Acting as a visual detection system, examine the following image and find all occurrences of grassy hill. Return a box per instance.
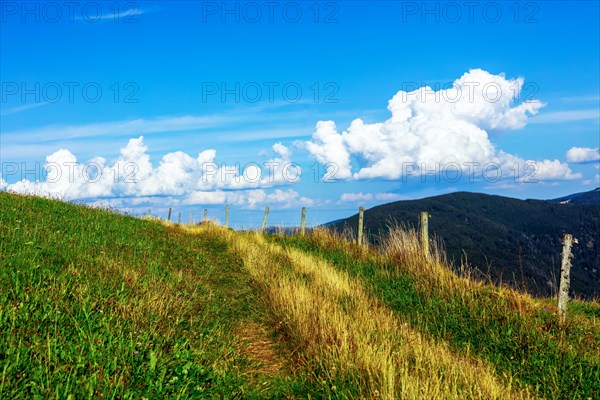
[330,191,600,299]
[1,192,599,398]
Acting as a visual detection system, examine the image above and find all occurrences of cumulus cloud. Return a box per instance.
[303,69,578,182]
[183,188,313,209]
[5,137,309,209]
[302,121,352,179]
[529,159,581,181]
[375,193,408,202]
[183,190,229,205]
[340,192,374,202]
[339,192,407,203]
[566,147,600,163]
[4,149,114,199]
[266,188,314,208]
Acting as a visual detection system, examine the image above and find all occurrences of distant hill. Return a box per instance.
[330,190,600,299]
[552,187,600,205]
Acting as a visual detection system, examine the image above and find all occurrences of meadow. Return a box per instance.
[1,192,598,399]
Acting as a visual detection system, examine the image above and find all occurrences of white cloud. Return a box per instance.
[375,193,408,201]
[2,115,236,144]
[531,159,582,181]
[301,121,352,179]
[0,102,50,116]
[566,147,600,163]
[339,192,407,203]
[304,69,577,182]
[339,192,373,202]
[1,103,346,147]
[233,190,269,208]
[183,191,229,205]
[560,95,600,103]
[183,188,312,209]
[74,5,160,21]
[530,109,600,124]
[272,142,291,159]
[5,136,308,208]
[5,148,114,199]
[264,189,315,209]
[583,174,600,186]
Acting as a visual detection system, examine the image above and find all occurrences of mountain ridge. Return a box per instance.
[551,187,600,205]
[330,188,600,299]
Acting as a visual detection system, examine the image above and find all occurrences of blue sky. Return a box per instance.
[1,1,599,227]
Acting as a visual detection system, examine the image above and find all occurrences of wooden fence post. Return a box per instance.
[558,233,574,324]
[301,207,307,236]
[189,213,193,225]
[147,208,151,216]
[420,211,429,260]
[225,204,229,228]
[178,213,181,224]
[357,206,364,245]
[261,207,270,232]
[167,208,172,222]
[203,209,207,223]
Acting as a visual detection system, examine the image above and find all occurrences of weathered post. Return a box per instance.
[301,207,307,236]
[189,213,193,225]
[357,206,364,246]
[178,213,181,224]
[203,209,208,223]
[147,208,151,216]
[420,211,429,260]
[225,204,229,228]
[167,208,172,222]
[261,207,270,232]
[558,233,574,324]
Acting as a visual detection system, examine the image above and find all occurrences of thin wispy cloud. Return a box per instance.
[0,102,50,116]
[73,5,160,22]
[2,114,239,143]
[2,104,358,146]
[529,109,600,124]
[560,95,600,103]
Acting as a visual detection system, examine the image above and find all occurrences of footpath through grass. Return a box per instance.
[0,193,313,398]
[270,230,600,399]
[195,225,524,399]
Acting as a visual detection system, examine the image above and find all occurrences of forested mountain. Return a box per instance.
[331,190,600,298]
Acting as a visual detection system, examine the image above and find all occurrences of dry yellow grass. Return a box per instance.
[301,226,600,366]
[184,223,531,399]
[310,226,542,315]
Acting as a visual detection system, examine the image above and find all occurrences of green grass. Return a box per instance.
[2,192,600,399]
[0,193,316,398]
[270,234,600,399]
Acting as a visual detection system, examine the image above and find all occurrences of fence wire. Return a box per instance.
[142,205,361,230]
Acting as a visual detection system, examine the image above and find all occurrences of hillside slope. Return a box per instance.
[331,191,600,299]
[552,187,600,205]
[0,193,314,398]
[1,192,599,398]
